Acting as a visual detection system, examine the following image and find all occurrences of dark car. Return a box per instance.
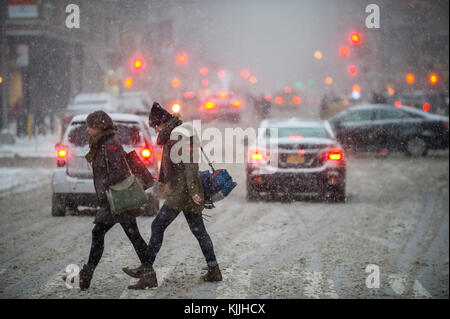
[328,104,449,156]
[246,118,346,202]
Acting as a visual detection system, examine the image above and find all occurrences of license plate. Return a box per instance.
[286,154,305,163]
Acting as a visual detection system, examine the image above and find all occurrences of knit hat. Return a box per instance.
[86,110,117,131]
[148,102,173,128]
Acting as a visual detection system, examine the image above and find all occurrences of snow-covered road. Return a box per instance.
[0,150,448,299]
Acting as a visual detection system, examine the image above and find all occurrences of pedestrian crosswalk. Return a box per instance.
[32,266,434,299]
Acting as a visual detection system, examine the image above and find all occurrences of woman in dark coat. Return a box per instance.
[78,110,150,290]
[123,103,222,290]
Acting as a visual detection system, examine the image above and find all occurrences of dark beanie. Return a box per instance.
[86,110,116,131]
[149,102,173,127]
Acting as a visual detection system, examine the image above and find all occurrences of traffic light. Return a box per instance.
[131,57,146,72]
[314,51,323,60]
[249,76,258,84]
[348,65,358,76]
[171,77,180,88]
[274,96,283,105]
[284,86,291,93]
[217,70,226,78]
[406,73,415,84]
[350,32,361,45]
[429,73,439,85]
[339,46,350,57]
[176,53,188,65]
[124,77,133,88]
[240,69,250,79]
[293,96,302,105]
[325,77,333,85]
[200,67,208,76]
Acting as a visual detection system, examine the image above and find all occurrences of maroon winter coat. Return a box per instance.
[91,132,142,224]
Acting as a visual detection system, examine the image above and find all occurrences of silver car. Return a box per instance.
[51,113,160,216]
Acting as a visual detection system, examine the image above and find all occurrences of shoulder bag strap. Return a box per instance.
[200,146,215,172]
[104,145,133,176]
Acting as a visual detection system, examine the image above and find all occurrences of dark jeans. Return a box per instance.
[146,204,218,267]
[88,219,149,269]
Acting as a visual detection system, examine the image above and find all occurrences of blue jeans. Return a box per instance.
[146,204,218,267]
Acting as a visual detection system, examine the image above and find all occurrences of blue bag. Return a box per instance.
[199,148,237,209]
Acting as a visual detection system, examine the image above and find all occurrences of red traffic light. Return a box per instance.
[217,70,226,78]
[339,46,350,57]
[131,57,146,72]
[350,32,361,45]
[176,53,188,65]
[348,65,358,76]
[240,69,250,79]
[200,67,208,76]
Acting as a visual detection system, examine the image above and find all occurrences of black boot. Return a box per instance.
[79,264,95,290]
[128,265,158,290]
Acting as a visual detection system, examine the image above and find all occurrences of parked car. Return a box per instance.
[52,113,160,217]
[246,118,346,202]
[199,92,244,122]
[328,104,449,156]
[61,92,119,137]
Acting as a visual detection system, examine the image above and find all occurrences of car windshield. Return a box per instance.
[66,123,143,147]
[266,126,329,139]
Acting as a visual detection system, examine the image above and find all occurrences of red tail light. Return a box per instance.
[58,149,68,158]
[328,149,343,161]
[171,103,181,113]
[443,122,449,130]
[250,149,267,161]
[230,100,242,108]
[319,149,343,162]
[204,101,216,109]
[55,144,69,167]
[141,148,151,158]
[250,151,264,160]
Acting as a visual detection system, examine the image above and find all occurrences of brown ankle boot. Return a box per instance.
[122,265,144,279]
[202,264,222,282]
[128,266,158,290]
[79,264,95,290]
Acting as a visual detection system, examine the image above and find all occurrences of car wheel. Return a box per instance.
[406,137,428,157]
[246,181,260,202]
[52,194,66,216]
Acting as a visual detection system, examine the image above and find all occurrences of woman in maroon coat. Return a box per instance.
[77,110,150,290]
